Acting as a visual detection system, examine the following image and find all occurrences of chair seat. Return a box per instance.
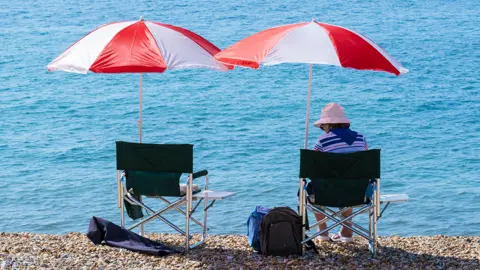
[192,190,236,200]
[145,184,201,198]
[307,194,370,206]
[308,193,409,207]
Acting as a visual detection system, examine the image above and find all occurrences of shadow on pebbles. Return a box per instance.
[1,232,479,269]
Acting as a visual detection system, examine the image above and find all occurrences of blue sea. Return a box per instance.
[0,0,479,237]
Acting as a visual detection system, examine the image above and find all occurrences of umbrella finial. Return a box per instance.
[139,16,144,21]
[311,18,316,22]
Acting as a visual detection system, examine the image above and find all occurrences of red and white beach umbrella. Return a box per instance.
[48,18,230,142]
[215,20,408,148]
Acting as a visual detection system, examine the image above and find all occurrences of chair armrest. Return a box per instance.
[192,170,208,179]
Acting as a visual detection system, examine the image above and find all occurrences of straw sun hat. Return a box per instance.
[313,103,351,128]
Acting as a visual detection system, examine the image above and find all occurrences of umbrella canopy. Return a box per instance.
[215,20,408,148]
[48,18,230,143]
[215,21,407,75]
[48,19,229,73]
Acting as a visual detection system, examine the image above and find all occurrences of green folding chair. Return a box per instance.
[115,141,235,252]
[298,149,408,255]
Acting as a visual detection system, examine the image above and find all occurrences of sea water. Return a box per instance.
[0,0,479,236]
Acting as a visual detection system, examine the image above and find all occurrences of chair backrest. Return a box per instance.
[116,141,193,173]
[116,141,193,197]
[299,149,380,207]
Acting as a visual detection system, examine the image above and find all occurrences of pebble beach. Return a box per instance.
[1,233,479,269]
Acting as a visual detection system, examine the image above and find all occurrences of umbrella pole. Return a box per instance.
[138,73,145,236]
[139,73,143,143]
[304,64,313,149]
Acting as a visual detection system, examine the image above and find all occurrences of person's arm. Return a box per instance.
[363,136,369,150]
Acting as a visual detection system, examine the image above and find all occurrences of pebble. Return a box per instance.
[0,233,479,269]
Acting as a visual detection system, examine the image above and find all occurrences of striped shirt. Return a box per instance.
[313,130,368,153]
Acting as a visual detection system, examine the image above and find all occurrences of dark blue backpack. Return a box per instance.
[247,206,271,252]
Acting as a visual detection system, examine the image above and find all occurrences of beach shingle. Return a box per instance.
[0,232,479,269]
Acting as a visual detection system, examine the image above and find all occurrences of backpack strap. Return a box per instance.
[304,237,319,254]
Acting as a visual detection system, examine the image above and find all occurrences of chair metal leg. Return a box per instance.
[158,197,204,227]
[120,199,125,227]
[309,205,371,235]
[376,178,381,216]
[139,195,144,236]
[299,178,306,255]
[379,202,390,220]
[185,173,192,253]
[186,175,210,250]
[203,175,209,240]
[125,195,188,235]
[369,207,374,253]
[372,182,379,256]
[303,204,372,243]
[117,171,121,208]
[120,173,211,253]
[119,177,125,228]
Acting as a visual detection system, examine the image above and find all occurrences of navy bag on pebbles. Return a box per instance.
[247,206,271,252]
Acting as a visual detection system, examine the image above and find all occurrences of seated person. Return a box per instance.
[311,103,368,243]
